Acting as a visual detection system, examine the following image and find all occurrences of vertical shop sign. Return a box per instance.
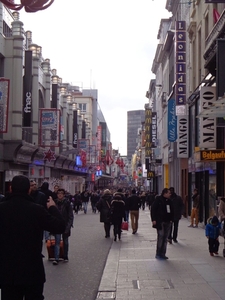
[151,112,157,147]
[145,108,152,156]
[177,115,188,158]
[97,125,102,162]
[39,109,60,147]
[199,86,216,148]
[167,99,177,142]
[0,78,9,133]
[23,50,33,127]
[176,21,186,107]
[72,109,78,148]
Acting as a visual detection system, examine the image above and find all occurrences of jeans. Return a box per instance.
[54,233,69,260]
[156,222,171,257]
[208,238,219,253]
[125,210,129,222]
[168,220,179,241]
[130,210,139,232]
[83,202,88,213]
[1,283,44,300]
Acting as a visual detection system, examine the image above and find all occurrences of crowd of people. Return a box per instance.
[2,176,225,299]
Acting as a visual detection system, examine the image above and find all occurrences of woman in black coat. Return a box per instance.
[110,195,125,241]
[96,189,112,238]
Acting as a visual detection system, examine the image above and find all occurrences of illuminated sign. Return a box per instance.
[200,150,225,161]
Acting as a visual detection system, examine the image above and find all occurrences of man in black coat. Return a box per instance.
[151,188,173,259]
[167,187,184,243]
[0,175,65,300]
[30,179,47,209]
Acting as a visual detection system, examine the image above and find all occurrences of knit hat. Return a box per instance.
[212,216,219,224]
[103,189,111,195]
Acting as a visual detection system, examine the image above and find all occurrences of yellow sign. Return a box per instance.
[147,171,155,180]
[200,150,225,161]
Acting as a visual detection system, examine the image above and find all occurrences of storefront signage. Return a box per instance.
[23,51,32,127]
[177,115,188,158]
[175,21,186,106]
[167,99,177,142]
[152,112,157,147]
[0,78,9,133]
[200,150,225,161]
[145,108,152,156]
[72,110,78,148]
[199,86,216,148]
[147,170,155,180]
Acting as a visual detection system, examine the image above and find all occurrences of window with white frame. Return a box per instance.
[78,103,87,112]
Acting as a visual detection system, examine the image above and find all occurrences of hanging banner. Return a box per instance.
[151,112,157,148]
[72,110,78,148]
[39,109,60,147]
[23,50,33,127]
[145,108,152,156]
[167,99,177,142]
[175,21,186,107]
[177,115,188,158]
[0,78,9,133]
[97,125,102,162]
[199,86,216,148]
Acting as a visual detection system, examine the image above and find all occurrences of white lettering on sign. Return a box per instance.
[24,92,32,113]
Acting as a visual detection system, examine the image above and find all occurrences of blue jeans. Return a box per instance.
[83,202,88,213]
[54,234,69,260]
[125,210,129,222]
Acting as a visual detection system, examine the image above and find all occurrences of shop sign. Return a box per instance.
[199,86,216,148]
[200,150,225,161]
[147,170,155,180]
[167,99,177,142]
[175,21,186,106]
[145,108,152,156]
[177,115,188,158]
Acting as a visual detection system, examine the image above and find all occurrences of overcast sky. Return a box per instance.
[20,0,171,156]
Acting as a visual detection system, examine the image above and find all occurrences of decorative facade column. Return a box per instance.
[29,44,40,145]
[4,16,24,140]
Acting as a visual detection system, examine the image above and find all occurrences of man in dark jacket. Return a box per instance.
[30,180,47,209]
[128,189,141,234]
[151,188,173,259]
[0,175,65,300]
[53,188,74,265]
[167,187,184,243]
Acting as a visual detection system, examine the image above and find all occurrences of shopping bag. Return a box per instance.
[121,221,128,231]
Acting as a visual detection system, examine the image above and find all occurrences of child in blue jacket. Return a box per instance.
[205,216,221,256]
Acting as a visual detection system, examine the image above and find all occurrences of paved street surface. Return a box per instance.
[96,209,225,300]
[43,206,112,300]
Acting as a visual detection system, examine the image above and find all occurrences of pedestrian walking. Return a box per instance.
[128,189,141,234]
[151,188,173,259]
[167,187,183,243]
[30,180,47,209]
[188,188,200,228]
[205,215,220,256]
[0,175,65,300]
[96,189,113,238]
[110,194,125,241]
[52,188,74,265]
[140,191,146,210]
[81,190,89,214]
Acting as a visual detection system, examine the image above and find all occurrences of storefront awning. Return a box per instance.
[197,96,225,118]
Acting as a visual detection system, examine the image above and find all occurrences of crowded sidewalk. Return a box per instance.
[96,209,225,300]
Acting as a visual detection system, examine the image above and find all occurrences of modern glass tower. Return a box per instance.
[127,110,145,160]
